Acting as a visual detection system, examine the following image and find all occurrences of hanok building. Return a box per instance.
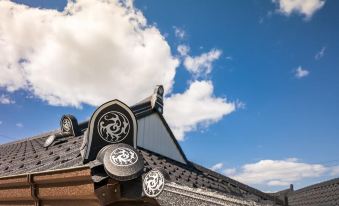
[0,86,337,206]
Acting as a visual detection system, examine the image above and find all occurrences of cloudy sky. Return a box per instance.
[0,0,338,192]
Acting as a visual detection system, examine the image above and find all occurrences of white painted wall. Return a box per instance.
[137,113,186,164]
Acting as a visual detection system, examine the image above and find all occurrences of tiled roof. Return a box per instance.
[0,131,282,205]
[141,148,283,204]
[287,177,339,206]
[0,133,83,176]
[0,91,282,205]
[0,92,167,178]
[1,91,335,205]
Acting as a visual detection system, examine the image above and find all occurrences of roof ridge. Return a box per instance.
[0,130,58,147]
[292,177,339,194]
[0,96,159,146]
[190,162,281,203]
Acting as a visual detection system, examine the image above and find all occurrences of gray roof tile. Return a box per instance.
[0,131,282,205]
[288,178,339,206]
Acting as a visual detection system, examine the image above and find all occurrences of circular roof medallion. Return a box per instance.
[110,147,138,167]
[62,118,72,132]
[102,143,143,181]
[143,169,166,198]
[97,111,130,143]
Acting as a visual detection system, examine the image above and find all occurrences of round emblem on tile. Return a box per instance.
[102,143,144,181]
[143,169,165,198]
[62,118,72,132]
[110,147,138,166]
[97,111,130,143]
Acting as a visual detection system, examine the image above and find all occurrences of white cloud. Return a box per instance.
[0,94,15,104]
[183,49,222,77]
[267,180,290,186]
[177,45,222,77]
[16,123,23,128]
[173,26,186,39]
[0,0,178,107]
[177,44,190,56]
[164,81,236,140]
[235,100,246,110]
[230,158,327,187]
[0,0,237,141]
[223,168,237,176]
[210,163,224,171]
[273,0,326,19]
[225,56,233,61]
[315,46,326,60]
[330,166,339,176]
[295,66,310,78]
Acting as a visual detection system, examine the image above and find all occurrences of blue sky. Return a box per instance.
[0,0,338,192]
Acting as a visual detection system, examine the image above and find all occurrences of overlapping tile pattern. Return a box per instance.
[0,132,280,205]
[288,178,339,206]
[0,133,83,177]
[140,149,281,205]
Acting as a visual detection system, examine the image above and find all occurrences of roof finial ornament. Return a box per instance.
[60,114,80,137]
[44,114,80,148]
[151,85,164,114]
[96,143,144,181]
[82,99,137,163]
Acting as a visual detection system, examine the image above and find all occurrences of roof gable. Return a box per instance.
[137,113,187,164]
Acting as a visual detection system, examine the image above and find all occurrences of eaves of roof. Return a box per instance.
[0,165,160,206]
[0,166,98,205]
